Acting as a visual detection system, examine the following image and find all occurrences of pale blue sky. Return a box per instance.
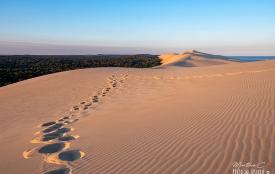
[0,0,275,55]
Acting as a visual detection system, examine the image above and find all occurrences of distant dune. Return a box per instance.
[159,50,238,67]
[0,51,274,174]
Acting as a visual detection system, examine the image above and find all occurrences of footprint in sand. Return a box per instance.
[44,168,71,174]
[64,119,79,125]
[57,127,72,133]
[58,116,71,122]
[42,132,64,141]
[58,150,85,162]
[38,143,66,154]
[92,95,99,103]
[83,102,92,108]
[73,106,79,111]
[43,123,64,133]
[83,106,89,110]
[85,102,92,106]
[58,135,78,141]
[112,81,117,86]
[41,121,56,127]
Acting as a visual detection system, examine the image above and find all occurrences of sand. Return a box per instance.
[159,50,237,67]
[0,53,274,174]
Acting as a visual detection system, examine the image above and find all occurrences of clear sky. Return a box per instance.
[0,0,275,55]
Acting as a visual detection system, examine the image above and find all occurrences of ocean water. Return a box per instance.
[230,56,275,62]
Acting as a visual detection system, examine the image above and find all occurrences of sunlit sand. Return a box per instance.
[0,51,274,173]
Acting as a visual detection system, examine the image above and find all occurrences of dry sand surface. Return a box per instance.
[159,50,237,67]
[0,53,274,174]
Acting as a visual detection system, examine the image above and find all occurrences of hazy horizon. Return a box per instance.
[1,0,275,55]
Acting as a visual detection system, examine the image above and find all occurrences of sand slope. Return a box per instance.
[159,50,237,67]
[0,59,274,173]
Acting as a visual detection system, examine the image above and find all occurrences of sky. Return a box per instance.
[0,0,275,55]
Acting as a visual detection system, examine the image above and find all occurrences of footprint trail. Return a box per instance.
[23,73,128,174]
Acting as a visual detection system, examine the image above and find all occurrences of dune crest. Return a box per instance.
[159,50,237,67]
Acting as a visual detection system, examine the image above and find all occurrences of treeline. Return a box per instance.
[0,55,161,87]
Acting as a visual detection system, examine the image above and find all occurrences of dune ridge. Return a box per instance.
[159,50,237,67]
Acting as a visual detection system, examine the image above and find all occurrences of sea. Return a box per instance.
[230,56,275,62]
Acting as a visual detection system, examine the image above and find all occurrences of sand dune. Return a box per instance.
[159,50,237,67]
[0,56,274,173]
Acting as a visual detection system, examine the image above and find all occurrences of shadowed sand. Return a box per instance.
[58,150,85,161]
[0,52,274,173]
[44,168,70,174]
[38,143,66,154]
